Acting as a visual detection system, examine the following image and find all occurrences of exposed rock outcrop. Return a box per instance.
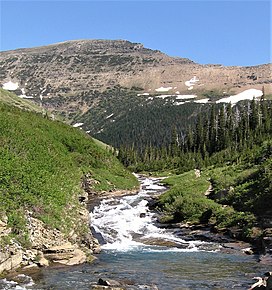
[0,190,97,274]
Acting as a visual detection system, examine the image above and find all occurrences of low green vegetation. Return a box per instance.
[0,88,42,112]
[0,93,138,247]
[158,170,215,223]
[157,141,271,239]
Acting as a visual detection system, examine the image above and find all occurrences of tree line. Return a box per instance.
[118,97,272,172]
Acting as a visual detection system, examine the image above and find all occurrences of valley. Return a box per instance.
[0,39,271,289]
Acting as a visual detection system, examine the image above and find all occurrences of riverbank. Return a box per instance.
[0,183,141,277]
[1,175,270,289]
[148,169,272,265]
[0,100,139,277]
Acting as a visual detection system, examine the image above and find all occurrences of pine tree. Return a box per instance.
[217,105,226,151]
[208,104,217,154]
[249,98,259,131]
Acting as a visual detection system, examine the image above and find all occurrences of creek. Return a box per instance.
[0,175,267,289]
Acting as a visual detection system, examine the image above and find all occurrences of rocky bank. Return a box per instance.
[0,178,101,275]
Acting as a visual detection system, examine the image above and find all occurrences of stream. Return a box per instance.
[0,175,268,289]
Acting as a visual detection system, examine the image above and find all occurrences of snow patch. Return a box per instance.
[173,101,191,106]
[185,76,199,90]
[18,88,33,98]
[154,95,171,99]
[175,91,180,94]
[155,86,172,92]
[106,113,114,119]
[19,95,34,99]
[137,93,150,96]
[216,89,263,104]
[194,98,210,104]
[73,123,84,128]
[176,95,197,100]
[2,81,19,91]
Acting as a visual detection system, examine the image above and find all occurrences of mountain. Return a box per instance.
[1,39,271,148]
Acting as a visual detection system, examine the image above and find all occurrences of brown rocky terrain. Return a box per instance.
[0,39,271,101]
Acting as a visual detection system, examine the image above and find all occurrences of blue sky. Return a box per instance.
[0,1,271,66]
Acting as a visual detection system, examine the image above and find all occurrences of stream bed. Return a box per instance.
[0,176,267,289]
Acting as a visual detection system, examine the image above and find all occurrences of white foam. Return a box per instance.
[0,274,34,289]
[216,89,263,104]
[155,87,172,92]
[90,177,214,253]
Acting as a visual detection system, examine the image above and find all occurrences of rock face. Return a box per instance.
[0,193,97,274]
[0,39,271,114]
[43,243,87,266]
[0,251,23,273]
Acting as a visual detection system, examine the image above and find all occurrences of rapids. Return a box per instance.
[0,175,267,289]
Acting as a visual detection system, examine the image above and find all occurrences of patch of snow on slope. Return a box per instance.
[19,88,34,99]
[73,123,84,128]
[175,91,180,94]
[106,113,114,119]
[176,95,197,100]
[194,98,210,104]
[155,87,172,92]
[2,81,19,91]
[137,93,150,96]
[216,89,263,104]
[185,76,199,90]
[174,101,191,106]
[154,95,171,99]
[19,95,34,99]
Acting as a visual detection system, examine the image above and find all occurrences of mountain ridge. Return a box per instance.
[1,39,271,148]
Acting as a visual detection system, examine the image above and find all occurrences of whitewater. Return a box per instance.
[0,176,267,289]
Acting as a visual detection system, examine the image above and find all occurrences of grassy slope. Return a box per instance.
[0,88,42,113]
[0,94,138,246]
[158,142,272,238]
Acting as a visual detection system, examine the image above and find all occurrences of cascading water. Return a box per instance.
[90,175,215,252]
[1,176,267,290]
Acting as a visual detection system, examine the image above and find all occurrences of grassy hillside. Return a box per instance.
[158,141,272,239]
[0,98,138,247]
[0,88,42,113]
